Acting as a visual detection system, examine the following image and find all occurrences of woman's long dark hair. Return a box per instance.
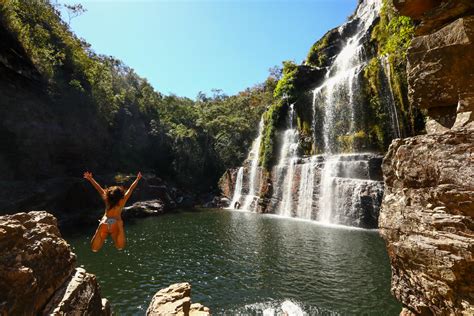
[105,186,125,209]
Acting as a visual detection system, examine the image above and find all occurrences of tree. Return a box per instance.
[64,3,86,24]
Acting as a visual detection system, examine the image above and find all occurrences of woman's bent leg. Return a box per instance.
[91,224,108,252]
[111,222,126,250]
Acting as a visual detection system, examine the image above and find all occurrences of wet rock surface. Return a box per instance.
[146,282,210,316]
[380,130,474,314]
[0,211,110,315]
[123,199,167,218]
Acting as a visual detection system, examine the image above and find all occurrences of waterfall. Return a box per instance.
[228,117,264,211]
[228,0,390,229]
[296,156,316,220]
[312,0,384,226]
[276,104,298,217]
[380,55,402,139]
[229,167,244,209]
[318,156,339,223]
[314,0,382,152]
[317,154,384,226]
[241,118,264,211]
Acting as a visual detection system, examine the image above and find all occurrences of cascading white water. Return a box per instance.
[317,154,384,226]
[228,116,265,211]
[312,0,384,226]
[380,55,402,139]
[241,118,264,211]
[229,0,390,228]
[276,104,299,217]
[314,0,382,152]
[295,156,316,220]
[229,167,244,209]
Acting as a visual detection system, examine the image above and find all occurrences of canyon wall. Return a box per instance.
[380,0,474,314]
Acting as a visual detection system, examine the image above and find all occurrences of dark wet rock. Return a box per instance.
[0,173,190,227]
[122,199,166,218]
[0,211,110,315]
[201,195,230,209]
[146,282,210,316]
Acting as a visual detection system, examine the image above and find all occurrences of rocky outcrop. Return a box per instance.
[43,268,108,316]
[146,282,210,316]
[0,211,110,315]
[123,199,167,218]
[379,130,474,315]
[380,1,474,314]
[407,16,474,130]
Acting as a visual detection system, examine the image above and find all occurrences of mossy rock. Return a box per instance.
[306,28,342,68]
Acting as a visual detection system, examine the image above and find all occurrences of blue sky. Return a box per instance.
[59,0,357,99]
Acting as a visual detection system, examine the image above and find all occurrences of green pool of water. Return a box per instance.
[64,209,401,315]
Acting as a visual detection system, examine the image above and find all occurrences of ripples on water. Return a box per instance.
[64,209,401,315]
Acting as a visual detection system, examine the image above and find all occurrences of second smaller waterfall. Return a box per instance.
[242,118,264,211]
[229,167,244,209]
[276,104,299,217]
[228,117,265,212]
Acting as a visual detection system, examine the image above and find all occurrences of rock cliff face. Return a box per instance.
[380,0,474,314]
[380,131,473,315]
[0,211,111,315]
[407,15,474,133]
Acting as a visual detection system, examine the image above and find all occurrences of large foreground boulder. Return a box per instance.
[146,282,210,316]
[0,211,111,315]
[379,130,474,315]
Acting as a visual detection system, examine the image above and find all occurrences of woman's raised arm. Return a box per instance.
[124,172,142,202]
[83,171,106,200]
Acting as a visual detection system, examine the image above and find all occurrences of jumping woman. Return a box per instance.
[83,171,142,252]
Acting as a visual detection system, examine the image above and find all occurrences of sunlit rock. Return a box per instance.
[0,211,110,315]
[146,282,210,316]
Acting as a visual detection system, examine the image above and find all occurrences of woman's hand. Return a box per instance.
[83,171,93,181]
[137,172,142,180]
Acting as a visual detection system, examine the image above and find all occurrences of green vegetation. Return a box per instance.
[0,0,273,188]
[259,61,317,169]
[306,29,337,67]
[372,2,415,63]
[364,0,425,143]
[337,130,367,153]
